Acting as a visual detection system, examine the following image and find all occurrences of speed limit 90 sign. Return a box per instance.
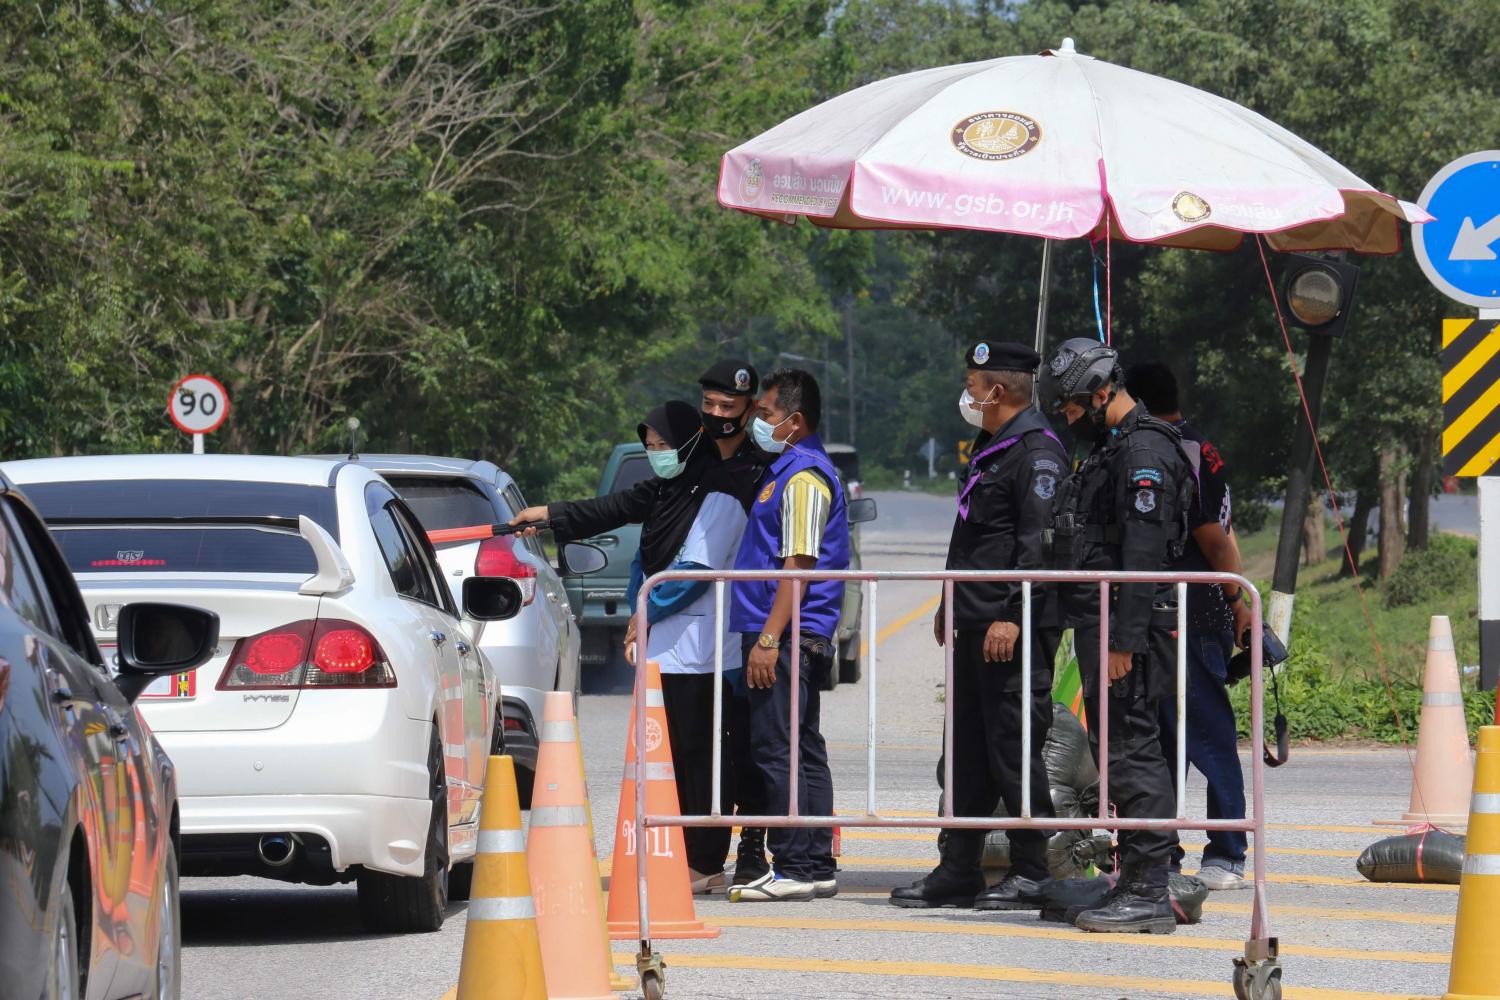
[168,374,230,435]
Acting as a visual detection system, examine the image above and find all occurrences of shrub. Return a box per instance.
[1384,533,1476,609]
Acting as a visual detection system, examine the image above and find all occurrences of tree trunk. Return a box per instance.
[1378,445,1406,579]
[1342,490,1374,577]
[1408,429,1435,551]
[1302,500,1326,566]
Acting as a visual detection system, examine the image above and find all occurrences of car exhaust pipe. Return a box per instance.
[257,833,297,868]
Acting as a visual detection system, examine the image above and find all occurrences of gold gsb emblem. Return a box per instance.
[740,158,764,202]
[758,480,777,504]
[1172,191,1212,223]
[951,112,1041,161]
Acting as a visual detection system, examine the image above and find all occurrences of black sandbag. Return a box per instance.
[1356,830,1465,884]
[1038,873,1206,925]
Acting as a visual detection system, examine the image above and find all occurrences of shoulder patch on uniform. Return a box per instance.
[758,480,776,503]
[1134,489,1156,513]
[1034,473,1057,500]
[1032,457,1061,474]
[1131,467,1162,486]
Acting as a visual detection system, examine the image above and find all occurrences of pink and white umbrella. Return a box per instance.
[718,39,1425,254]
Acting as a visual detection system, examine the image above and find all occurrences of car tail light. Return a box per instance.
[219,619,395,690]
[475,535,536,604]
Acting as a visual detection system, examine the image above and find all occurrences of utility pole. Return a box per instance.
[845,294,857,445]
[1267,332,1335,644]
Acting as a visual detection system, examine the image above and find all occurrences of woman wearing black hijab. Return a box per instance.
[512,400,752,892]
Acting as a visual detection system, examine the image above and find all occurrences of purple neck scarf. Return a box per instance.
[957,428,1064,520]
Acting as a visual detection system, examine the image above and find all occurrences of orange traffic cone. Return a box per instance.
[1375,616,1475,830]
[567,697,637,993]
[1443,726,1500,999]
[454,756,547,1000]
[606,660,720,940]
[528,693,617,1000]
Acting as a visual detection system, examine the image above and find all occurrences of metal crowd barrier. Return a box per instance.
[630,568,1278,997]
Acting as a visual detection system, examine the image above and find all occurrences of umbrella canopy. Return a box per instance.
[718,39,1426,253]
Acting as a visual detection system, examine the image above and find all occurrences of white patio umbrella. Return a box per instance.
[719,39,1424,258]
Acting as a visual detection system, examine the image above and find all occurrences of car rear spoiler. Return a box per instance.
[299,515,355,595]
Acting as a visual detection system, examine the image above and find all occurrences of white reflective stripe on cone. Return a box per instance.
[477,829,526,854]
[529,805,589,828]
[540,720,576,742]
[1472,793,1500,815]
[624,762,675,782]
[1463,854,1500,876]
[1422,692,1465,707]
[467,896,537,921]
[1430,635,1455,651]
[645,689,665,708]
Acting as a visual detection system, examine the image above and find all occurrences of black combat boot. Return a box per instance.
[889,865,985,909]
[731,828,769,887]
[1074,863,1176,934]
[974,867,1053,911]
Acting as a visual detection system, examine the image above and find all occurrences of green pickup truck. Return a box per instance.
[563,442,872,691]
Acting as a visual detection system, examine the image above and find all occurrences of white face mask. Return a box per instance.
[958,386,997,428]
[751,414,793,454]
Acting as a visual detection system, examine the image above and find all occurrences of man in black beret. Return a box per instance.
[891,341,1069,912]
[695,359,777,888]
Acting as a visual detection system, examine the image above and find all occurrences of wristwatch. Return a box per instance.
[757,632,781,650]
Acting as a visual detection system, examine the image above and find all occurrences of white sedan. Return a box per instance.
[4,454,535,933]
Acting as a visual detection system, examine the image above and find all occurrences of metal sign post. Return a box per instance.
[1416,151,1500,696]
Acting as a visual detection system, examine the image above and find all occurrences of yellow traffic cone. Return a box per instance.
[455,756,547,1000]
[1376,616,1475,830]
[1444,726,1500,1000]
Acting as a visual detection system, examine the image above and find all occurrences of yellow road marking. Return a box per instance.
[1207,901,1453,926]
[859,594,941,657]
[708,914,1447,965]
[608,951,1428,999]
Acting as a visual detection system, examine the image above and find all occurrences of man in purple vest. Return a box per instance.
[891,341,1070,911]
[727,368,850,902]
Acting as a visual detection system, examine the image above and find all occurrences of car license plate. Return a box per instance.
[98,645,197,700]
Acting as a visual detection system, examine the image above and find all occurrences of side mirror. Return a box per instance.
[848,497,878,524]
[114,603,220,705]
[463,577,525,621]
[559,541,607,576]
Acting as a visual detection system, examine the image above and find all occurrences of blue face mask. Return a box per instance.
[647,448,686,479]
[751,414,793,454]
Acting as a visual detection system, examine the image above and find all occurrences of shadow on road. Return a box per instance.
[181,884,470,946]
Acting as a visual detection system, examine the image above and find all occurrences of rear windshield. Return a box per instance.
[24,480,337,575]
[610,453,652,493]
[383,476,495,531]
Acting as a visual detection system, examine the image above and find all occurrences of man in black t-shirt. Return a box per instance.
[1126,363,1252,891]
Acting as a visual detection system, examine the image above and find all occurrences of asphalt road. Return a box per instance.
[181,490,1458,999]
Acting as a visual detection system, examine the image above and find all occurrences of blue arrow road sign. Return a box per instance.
[1415,150,1500,309]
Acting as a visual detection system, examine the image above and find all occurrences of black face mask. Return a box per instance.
[702,403,749,440]
[1068,410,1101,444]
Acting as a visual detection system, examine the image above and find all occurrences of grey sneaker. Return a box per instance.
[729,870,817,902]
[1196,864,1248,891]
[813,877,838,898]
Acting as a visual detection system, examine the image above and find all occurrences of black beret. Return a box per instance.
[966,340,1040,373]
[698,359,759,396]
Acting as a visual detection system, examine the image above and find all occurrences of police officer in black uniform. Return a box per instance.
[1038,337,1193,934]
[890,341,1069,911]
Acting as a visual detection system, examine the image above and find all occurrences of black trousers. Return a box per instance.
[1076,624,1179,867]
[745,633,836,882]
[941,626,1059,879]
[727,682,765,818]
[660,672,732,875]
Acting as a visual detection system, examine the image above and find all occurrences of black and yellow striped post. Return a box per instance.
[1443,317,1500,698]
[1443,319,1500,477]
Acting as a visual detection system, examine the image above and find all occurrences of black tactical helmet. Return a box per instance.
[1039,338,1122,414]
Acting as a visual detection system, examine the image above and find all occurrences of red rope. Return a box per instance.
[1254,238,1420,794]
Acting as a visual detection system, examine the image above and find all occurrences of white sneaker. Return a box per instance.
[728,870,817,902]
[813,878,838,898]
[1196,865,1248,891]
[689,868,727,895]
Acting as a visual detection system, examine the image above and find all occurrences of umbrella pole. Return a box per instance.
[1033,238,1055,385]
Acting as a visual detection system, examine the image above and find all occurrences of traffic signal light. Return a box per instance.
[1279,252,1361,338]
